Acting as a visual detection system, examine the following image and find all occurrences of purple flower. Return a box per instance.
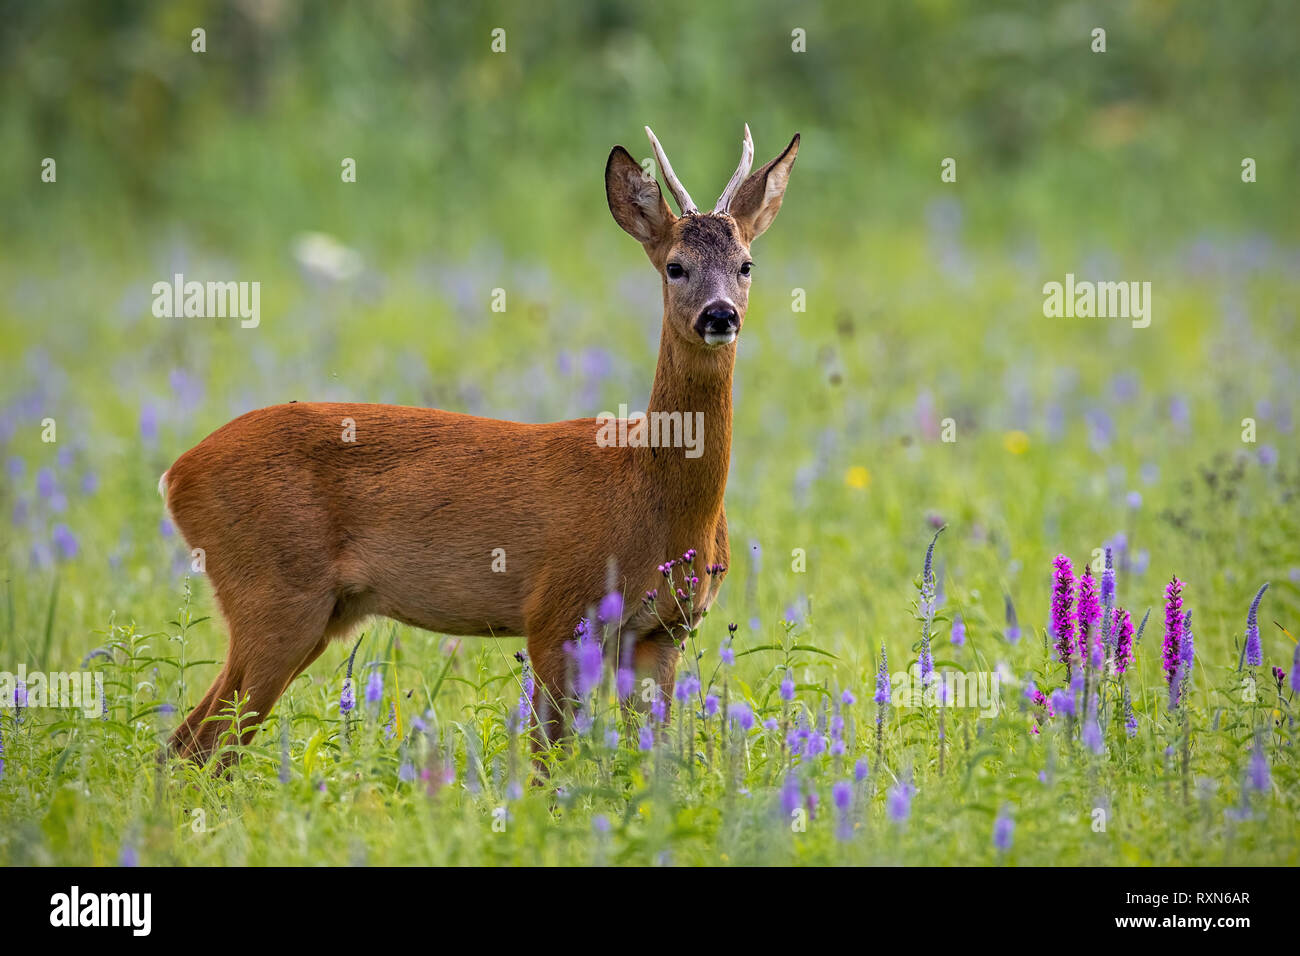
[874,645,890,709]
[1244,582,1268,668]
[1050,687,1075,719]
[993,809,1014,852]
[1248,738,1269,792]
[1113,608,1135,674]
[566,632,604,698]
[719,640,735,666]
[1050,554,1076,667]
[51,523,78,560]
[638,725,654,751]
[728,701,754,731]
[886,780,912,824]
[1293,641,1299,693]
[1126,491,1142,510]
[832,780,852,811]
[139,403,158,443]
[704,694,719,717]
[1076,566,1101,664]
[841,688,856,706]
[598,590,624,625]
[1100,547,1115,606]
[340,680,355,715]
[398,760,416,783]
[36,467,56,499]
[365,669,383,707]
[779,671,795,702]
[950,613,966,646]
[1162,577,1185,686]
[854,759,869,782]
[781,774,801,815]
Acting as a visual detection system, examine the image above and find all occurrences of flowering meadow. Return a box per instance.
[2,2,1299,867]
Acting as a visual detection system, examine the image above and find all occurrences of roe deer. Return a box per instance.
[162,125,799,765]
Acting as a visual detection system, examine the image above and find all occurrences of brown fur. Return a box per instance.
[165,130,798,766]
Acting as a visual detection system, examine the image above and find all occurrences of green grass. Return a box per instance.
[1,221,1297,865]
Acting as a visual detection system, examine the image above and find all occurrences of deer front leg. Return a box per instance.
[618,630,681,744]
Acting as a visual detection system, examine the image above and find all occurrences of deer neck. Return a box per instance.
[643,315,735,530]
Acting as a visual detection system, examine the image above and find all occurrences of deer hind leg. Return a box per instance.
[170,589,335,766]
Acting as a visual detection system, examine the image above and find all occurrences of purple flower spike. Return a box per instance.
[1162,577,1185,686]
[874,645,891,709]
[1113,608,1135,674]
[1076,566,1101,664]
[993,809,1014,852]
[1050,554,1076,666]
[1244,582,1268,668]
[950,613,966,646]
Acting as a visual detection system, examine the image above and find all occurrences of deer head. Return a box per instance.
[605,125,799,351]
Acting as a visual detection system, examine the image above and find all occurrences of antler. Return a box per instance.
[714,123,754,214]
[644,126,697,215]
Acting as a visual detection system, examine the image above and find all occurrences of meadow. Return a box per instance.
[1,0,1298,866]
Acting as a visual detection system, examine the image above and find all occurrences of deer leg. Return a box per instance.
[170,593,334,765]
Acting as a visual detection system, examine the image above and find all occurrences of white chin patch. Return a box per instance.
[703,330,737,347]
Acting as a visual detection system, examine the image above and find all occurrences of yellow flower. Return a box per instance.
[845,465,871,489]
[1003,430,1030,455]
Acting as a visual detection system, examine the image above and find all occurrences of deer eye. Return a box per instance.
[666,263,686,280]
[739,261,753,277]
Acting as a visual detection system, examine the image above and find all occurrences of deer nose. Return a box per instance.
[694,303,740,344]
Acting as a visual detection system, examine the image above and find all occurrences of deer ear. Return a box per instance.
[606,146,675,245]
[728,133,799,243]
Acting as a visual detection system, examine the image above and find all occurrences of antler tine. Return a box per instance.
[645,126,697,215]
[714,123,754,214]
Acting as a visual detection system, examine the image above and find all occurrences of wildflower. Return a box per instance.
[1113,607,1135,674]
[1050,554,1076,667]
[1123,686,1137,738]
[638,725,654,751]
[728,701,755,732]
[841,688,855,706]
[365,669,383,708]
[950,613,966,646]
[1272,667,1285,693]
[598,590,624,625]
[615,666,634,699]
[1248,737,1269,793]
[605,728,619,749]
[832,779,852,811]
[650,697,667,723]
[887,780,912,824]
[398,760,416,783]
[704,694,719,717]
[993,808,1014,852]
[874,645,891,710]
[1162,577,1185,686]
[51,523,78,560]
[780,671,795,702]
[1076,566,1101,664]
[1126,491,1142,509]
[719,639,735,666]
[1050,687,1076,719]
[854,759,869,782]
[1101,547,1116,606]
[781,774,801,815]
[1244,582,1268,668]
